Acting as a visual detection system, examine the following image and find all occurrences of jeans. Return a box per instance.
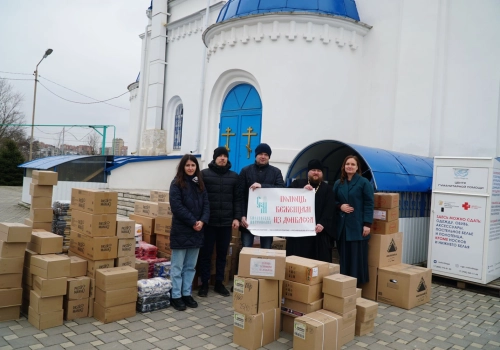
[199,225,232,284]
[241,230,273,249]
[170,248,199,298]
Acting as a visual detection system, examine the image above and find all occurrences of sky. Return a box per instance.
[0,0,151,149]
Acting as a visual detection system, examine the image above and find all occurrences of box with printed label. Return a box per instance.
[157,202,172,217]
[29,208,53,223]
[115,255,135,268]
[69,231,118,260]
[93,301,136,324]
[64,298,89,320]
[360,266,378,300]
[134,201,159,218]
[30,196,53,209]
[368,232,403,268]
[155,216,172,235]
[233,308,280,350]
[232,276,279,315]
[0,257,23,274]
[374,193,399,209]
[371,219,399,235]
[135,259,149,280]
[271,237,286,250]
[71,210,117,237]
[377,264,432,310]
[373,207,399,222]
[150,190,169,202]
[356,298,378,322]
[282,280,322,304]
[29,290,63,313]
[0,223,31,242]
[116,216,135,239]
[95,266,138,291]
[341,308,357,328]
[322,274,357,297]
[28,231,63,254]
[95,286,137,307]
[129,214,154,235]
[1,273,22,288]
[67,250,114,277]
[29,183,53,198]
[67,276,90,300]
[0,287,22,307]
[28,307,63,330]
[0,241,27,258]
[355,319,375,336]
[238,248,286,280]
[323,293,357,315]
[156,234,170,254]
[293,309,342,350]
[281,298,323,317]
[30,254,70,279]
[69,256,87,277]
[33,276,67,297]
[70,188,118,214]
[285,256,330,285]
[117,238,135,257]
[32,170,58,185]
[24,219,52,231]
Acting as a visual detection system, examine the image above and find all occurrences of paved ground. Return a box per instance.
[1,186,499,350]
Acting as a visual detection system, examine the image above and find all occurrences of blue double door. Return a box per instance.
[219,84,262,173]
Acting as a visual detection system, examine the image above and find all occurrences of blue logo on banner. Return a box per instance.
[256,196,267,214]
[453,168,469,178]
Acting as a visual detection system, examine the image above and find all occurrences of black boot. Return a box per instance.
[170,297,186,311]
[182,295,198,308]
[214,281,230,297]
[198,283,209,297]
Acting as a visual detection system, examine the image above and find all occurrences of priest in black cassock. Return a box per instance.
[286,159,336,262]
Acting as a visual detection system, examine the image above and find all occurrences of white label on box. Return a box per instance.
[135,224,142,235]
[234,312,245,329]
[250,258,275,277]
[234,278,245,294]
[294,322,306,340]
[312,267,318,277]
[373,210,387,220]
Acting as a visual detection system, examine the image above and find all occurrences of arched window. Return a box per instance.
[173,104,183,150]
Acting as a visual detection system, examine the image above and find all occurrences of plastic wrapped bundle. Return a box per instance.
[137,277,172,297]
[52,200,71,215]
[135,241,158,259]
[137,300,170,313]
[52,200,72,251]
[154,261,171,278]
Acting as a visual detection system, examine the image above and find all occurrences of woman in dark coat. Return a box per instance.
[333,155,374,284]
[169,154,210,311]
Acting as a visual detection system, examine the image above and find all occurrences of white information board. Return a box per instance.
[434,166,489,194]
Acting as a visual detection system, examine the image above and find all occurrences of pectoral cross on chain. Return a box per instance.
[242,126,258,159]
[221,127,235,151]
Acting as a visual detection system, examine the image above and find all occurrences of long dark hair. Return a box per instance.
[340,155,362,184]
[174,154,205,191]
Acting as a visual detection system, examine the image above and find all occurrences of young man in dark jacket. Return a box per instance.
[198,147,242,297]
[239,143,285,248]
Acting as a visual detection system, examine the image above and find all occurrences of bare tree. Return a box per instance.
[0,80,27,141]
[87,133,101,155]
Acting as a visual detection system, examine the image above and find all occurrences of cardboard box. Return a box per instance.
[95,286,137,307]
[142,233,156,245]
[377,264,432,310]
[64,298,89,320]
[67,276,90,300]
[28,231,63,254]
[0,257,23,274]
[30,196,53,209]
[323,274,357,297]
[68,250,115,277]
[373,207,399,222]
[0,287,22,307]
[374,193,399,209]
[356,288,362,299]
[29,290,63,313]
[232,276,279,315]
[0,305,20,322]
[281,298,323,317]
[71,210,117,237]
[134,200,158,218]
[285,256,330,285]
[116,216,135,239]
[117,239,135,257]
[356,298,378,322]
[328,263,341,275]
[129,214,154,235]
[323,294,356,314]
[233,308,280,350]
[155,216,172,235]
[69,256,87,277]
[24,219,52,231]
[33,276,67,297]
[360,266,378,301]
[70,188,118,214]
[93,301,136,324]
[95,266,138,291]
[355,319,375,336]
[31,254,70,279]
[340,324,355,347]
[150,190,169,202]
[32,170,58,185]
[282,280,322,304]
[238,248,286,280]
[29,183,53,198]
[28,307,63,330]
[157,202,172,217]
[115,256,135,268]
[343,308,357,329]
[29,208,53,223]
[271,237,286,250]
[135,259,149,280]
[0,273,22,288]
[156,234,170,254]
[281,313,296,334]
[0,241,27,258]
[368,232,403,268]
[293,309,342,350]
[0,223,31,242]
[371,219,399,235]
[69,231,118,260]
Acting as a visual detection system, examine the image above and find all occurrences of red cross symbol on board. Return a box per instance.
[462,202,471,210]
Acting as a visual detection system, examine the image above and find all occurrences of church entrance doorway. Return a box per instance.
[219,84,262,173]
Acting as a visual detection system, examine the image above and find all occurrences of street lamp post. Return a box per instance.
[29,48,53,161]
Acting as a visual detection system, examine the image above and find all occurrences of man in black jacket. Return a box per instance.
[239,143,285,249]
[198,147,242,297]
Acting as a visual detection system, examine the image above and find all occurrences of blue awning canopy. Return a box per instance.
[286,140,433,192]
[19,155,93,170]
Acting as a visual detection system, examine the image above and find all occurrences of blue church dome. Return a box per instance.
[216,0,360,23]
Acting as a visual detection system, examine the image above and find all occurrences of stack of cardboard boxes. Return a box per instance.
[154,201,173,260]
[64,256,90,321]
[355,297,378,336]
[25,171,57,232]
[115,216,136,268]
[232,248,285,350]
[0,223,31,322]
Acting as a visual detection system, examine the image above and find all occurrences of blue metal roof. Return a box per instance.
[216,0,361,23]
[19,155,93,170]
